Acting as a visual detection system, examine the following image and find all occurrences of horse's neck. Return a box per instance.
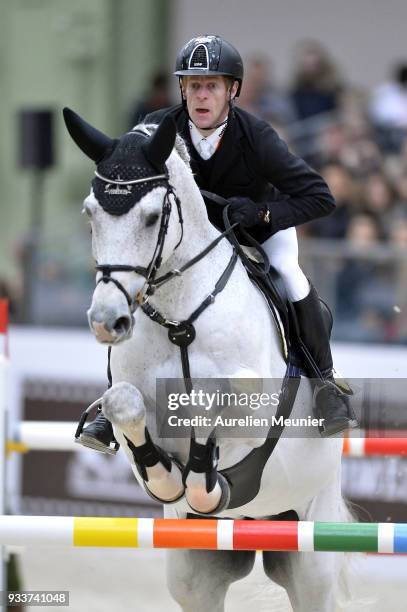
[154,232,233,317]
[150,183,234,317]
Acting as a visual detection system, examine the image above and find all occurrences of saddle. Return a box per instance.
[247,259,333,373]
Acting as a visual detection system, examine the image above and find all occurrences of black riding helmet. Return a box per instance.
[175,35,244,96]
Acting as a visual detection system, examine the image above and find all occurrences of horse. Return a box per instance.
[63,108,352,612]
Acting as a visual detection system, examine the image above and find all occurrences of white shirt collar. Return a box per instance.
[189,119,228,160]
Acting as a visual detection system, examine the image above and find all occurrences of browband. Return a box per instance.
[94,170,168,185]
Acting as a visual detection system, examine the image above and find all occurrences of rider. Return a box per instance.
[79,35,357,451]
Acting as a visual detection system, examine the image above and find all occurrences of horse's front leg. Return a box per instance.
[183,430,230,514]
[183,369,265,515]
[102,382,184,502]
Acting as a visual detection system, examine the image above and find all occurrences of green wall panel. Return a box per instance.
[0,0,168,290]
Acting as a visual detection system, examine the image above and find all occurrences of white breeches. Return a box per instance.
[262,227,310,302]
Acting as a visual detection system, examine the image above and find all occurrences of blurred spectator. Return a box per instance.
[346,212,383,245]
[392,167,407,207]
[360,172,396,234]
[389,216,407,247]
[316,121,348,165]
[342,104,384,177]
[307,163,355,238]
[334,213,396,341]
[129,71,174,127]
[389,217,407,342]
[370,63,407,153]
[341,137,383,178]
[238,55,296,125]
[312,116,383,177]
[290,40,343,120]
[400,136,407,165]
[370,63,407,128]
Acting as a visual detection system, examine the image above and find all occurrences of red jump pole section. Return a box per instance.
[0,300,8,358]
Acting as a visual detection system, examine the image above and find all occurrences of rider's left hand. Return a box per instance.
[227,197,271,227]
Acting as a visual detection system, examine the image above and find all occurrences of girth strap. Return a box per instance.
[219,362,301,509]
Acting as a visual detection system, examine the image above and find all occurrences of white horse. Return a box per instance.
[64,108,352,612]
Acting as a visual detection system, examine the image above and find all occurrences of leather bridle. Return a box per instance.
[94,169,184,311]
[93,169,240,392]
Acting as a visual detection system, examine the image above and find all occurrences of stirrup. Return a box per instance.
[74,398,120,455]
[319,416,358,438]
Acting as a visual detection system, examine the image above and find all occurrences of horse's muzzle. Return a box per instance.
[87,306,134,344]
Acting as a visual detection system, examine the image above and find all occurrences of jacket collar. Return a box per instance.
[179,108,245,189]
[206,109,245,189]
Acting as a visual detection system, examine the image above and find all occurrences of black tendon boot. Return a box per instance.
[292,285,358,437]
[78,407,118,455]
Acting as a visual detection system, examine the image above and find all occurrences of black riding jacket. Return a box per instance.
[144,104,335,243]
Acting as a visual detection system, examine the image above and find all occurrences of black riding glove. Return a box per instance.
[228,196,271,227]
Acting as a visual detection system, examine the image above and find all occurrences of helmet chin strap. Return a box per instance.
[198,115,229,132]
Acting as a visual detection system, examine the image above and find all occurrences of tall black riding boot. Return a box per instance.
[78,407,118,455]
[292,284,358,437]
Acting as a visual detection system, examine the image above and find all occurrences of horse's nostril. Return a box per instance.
[113,316,131,335]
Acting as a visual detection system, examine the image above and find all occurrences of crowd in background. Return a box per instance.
[2,40,406,342]
[129,39,407,343]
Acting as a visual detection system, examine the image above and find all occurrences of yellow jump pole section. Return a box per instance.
[1,517,407,553]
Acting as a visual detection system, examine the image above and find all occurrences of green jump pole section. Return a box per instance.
[314,522,379,552]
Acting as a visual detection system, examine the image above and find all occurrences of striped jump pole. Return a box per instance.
[0,517,407,553]
[7,423,407,456]
[343,434,407,457]
[8,421,82,454]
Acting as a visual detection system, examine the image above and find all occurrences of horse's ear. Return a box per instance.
[142,114,176,170]
[63,107,115,163]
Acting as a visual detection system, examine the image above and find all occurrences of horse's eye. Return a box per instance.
[145,213,160,227]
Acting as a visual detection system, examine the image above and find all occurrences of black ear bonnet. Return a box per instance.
[63,108,177,216]
[92,131,168,216]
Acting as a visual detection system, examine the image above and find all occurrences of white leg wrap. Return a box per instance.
[102,382,184,502]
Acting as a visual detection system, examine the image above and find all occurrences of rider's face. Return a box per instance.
[182,76,238,135]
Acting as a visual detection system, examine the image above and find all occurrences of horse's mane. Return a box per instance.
[133,123,191,167]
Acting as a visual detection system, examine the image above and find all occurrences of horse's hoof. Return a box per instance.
[102,382,145,428]
[142,457,186,505]
[187,473,231,516]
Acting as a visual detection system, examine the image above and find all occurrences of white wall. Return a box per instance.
[172,0,407,89]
